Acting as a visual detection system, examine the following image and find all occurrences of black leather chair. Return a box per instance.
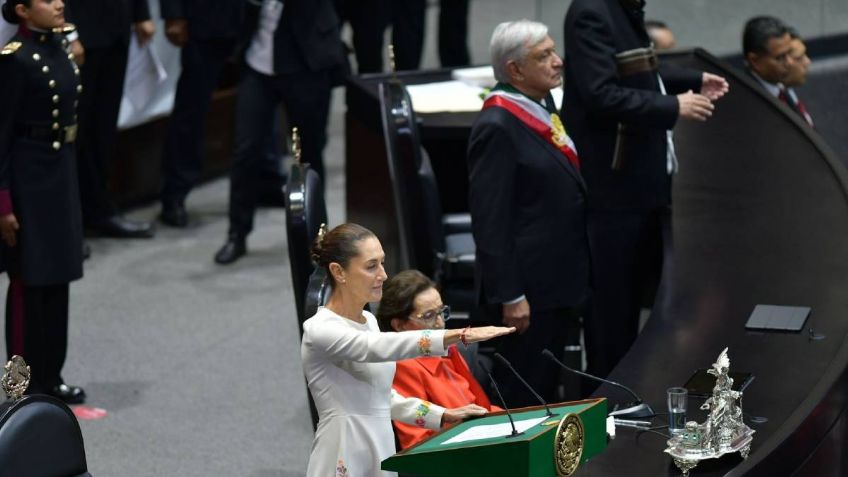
[0,395,90,477]
[378,79,478,324]
[285,161,328,332]
[285,160,327,432]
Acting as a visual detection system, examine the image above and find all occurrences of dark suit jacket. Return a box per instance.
[562,0,701,211]
[240,0,343,74]
[159,0,244,40]
[65,0,151,49]
[467,106,590,312]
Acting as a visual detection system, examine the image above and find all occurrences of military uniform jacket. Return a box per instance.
[0,28,84,285]
[563,0,702,211]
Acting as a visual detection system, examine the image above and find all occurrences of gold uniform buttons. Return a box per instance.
[39,35,47,42]
[49,80,56,88]
[41,65,50,74]
[52,141,61,150]
[68,53,74,60]
[52,123,60,130]
[32,53,41,61]
[76,85,83,93]
[52,94,60,104]
[52,109,59,118]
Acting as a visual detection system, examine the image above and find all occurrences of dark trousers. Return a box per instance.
[228,65,331,237]
[161,37,238,205]
[584,207,670,379]
[76,43,128,224]
[493,307,581,408]
[391,0,470,70]
[339,0,391,74]
[5,280,70,392]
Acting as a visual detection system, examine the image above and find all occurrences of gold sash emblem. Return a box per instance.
[550,113,568,147]
[553,413,584,476]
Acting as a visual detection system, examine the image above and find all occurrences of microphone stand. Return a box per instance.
[493,353,556,417]
[485,370,523,438]
[541,349,655,419]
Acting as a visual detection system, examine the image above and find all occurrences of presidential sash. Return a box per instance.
[482,89,580,171]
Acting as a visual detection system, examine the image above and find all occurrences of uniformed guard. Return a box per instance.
[0,0,86,404]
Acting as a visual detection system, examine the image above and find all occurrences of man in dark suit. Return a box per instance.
[563,0,728,378]
[158,0,245,227]
[213,0,344,264]
[65,0,155,238]
[468,20,590,407]
[743,17,813,127]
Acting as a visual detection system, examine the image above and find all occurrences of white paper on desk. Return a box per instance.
[123,38,168,110]
[441,416,548,445]
[406,81,486,113]
[407,79,564,114]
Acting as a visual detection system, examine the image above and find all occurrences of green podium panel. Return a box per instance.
[382,399,607,477]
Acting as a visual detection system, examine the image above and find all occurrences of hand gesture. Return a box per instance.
[700,72,729,101]
[0,213,19,247]
[462,326,516,344]
[134,20,156,46]
[164,19,188,47]
[442,404,488,426]
[677,90,714,121]
[69,39,85,66]
[502,298,530,334]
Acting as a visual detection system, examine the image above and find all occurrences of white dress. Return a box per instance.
[302,307,448,477]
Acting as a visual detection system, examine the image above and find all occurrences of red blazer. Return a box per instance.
[392,346,502,449]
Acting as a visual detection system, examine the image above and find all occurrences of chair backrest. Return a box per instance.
[378,80,446,278]
[285,162,328,333]
[0,395,90,476]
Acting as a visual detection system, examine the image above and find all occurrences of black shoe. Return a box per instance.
[160,202,189,227]
[214,235,246,265]
[49,383,86,404]
[82,242,91,260]
[90,215,155,239]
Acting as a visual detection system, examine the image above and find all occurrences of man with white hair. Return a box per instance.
[467,19,590,406]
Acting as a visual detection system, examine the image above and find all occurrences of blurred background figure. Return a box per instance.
[1,0,86,404]
[377,270,502,449]
[65,0,156,239]
[157,0,245,227]
[743,16,813,126]
[785,28,811,87]
[645,19,676,50]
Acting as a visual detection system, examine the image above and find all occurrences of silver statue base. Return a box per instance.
[664,348,756,476]
[665,421,755,476]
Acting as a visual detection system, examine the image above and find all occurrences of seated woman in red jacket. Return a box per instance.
[377,270,502,449]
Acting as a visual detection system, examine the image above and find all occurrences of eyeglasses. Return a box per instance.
[410,305,450,324]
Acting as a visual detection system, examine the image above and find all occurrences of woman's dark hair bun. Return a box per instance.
[310,223,376,282]
[2,2,21,24]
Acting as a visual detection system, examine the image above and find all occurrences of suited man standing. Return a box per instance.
[158,0,245,227]
[563,0,728,378]
[213,0,344,264]
[64,0,155,238]
[743,17,813,127]
[468,20,590,407]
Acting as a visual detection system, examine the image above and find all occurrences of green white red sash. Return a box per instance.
[482,89,580,171]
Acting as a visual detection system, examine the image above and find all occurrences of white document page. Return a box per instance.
[124,38,168,110]
[441,416,548,445]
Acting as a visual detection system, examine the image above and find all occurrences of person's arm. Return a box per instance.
[159,0,189,46]
[564,6,678,128]
[392,361,437,448]
[390,389,445,431]
[133,0,155,45]
[0,54,23,246]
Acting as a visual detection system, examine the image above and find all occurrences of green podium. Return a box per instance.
[382,398,608,477]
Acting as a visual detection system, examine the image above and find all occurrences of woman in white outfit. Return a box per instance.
[302,223,515,477]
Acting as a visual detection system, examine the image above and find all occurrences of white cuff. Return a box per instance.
[504,294,526,305]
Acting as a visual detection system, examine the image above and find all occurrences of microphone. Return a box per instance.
[481,364,522,438]
[493,353,556,417]
[541,348,655,419]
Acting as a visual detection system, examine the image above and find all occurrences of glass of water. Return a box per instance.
[667,387,688,435]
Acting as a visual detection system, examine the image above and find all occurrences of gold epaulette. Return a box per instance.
[53,23,76,34]
[0,41,21,56]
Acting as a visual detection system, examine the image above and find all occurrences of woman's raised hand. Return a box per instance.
[464,326,516,344]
